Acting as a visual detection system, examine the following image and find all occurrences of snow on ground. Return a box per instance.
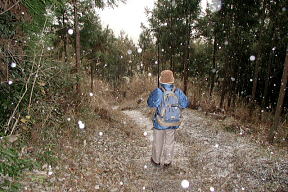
[124,108,288,191]
[20,107,288,191]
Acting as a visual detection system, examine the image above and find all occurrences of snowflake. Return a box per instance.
[78,121,85,129]
[249,55,256,61]
[68,29,73,35]
[11,62,16,68]
[181,180,189,189]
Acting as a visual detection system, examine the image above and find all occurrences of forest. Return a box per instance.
[0,0,288,191]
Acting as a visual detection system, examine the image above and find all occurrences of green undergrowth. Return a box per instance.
[0,142,34,191]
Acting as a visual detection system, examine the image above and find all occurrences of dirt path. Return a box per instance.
[20,107,288,192]
[123,109,288,192]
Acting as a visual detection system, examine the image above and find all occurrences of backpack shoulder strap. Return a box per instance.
[172,86,176,92]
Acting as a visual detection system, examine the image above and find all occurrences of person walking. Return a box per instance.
[147,70,189,167]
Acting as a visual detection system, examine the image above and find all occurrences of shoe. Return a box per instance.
[163,163,171,168]
[150,157,160,167]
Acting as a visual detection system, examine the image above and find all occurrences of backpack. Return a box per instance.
[156,86,182,127]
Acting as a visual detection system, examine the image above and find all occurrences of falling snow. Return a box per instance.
[78,120,85,129]
[249,55,256,61]
[181,180,189,189]
[11,62,16,68]
[68,29,74,35]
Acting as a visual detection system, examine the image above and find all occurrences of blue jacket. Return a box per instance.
[147,83,189,130]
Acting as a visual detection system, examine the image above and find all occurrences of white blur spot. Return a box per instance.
[8,80,13,85]
[211,68,216,73]
[104,64,107,67]
[242,187,245,190]
[99,132,103,136]
[11,62,16,68]
[214,144,219,148]
[209,0,222,12]
[161,48,164,52]
[231,77,235,81]
[78,120,85,129]
[89,92,93,96]
[272,47,276,51]
[127,49,132,55]
[224,40,228,45]
[21,11,25,15]
[68,29,74,35]
[67,117,71,121]
[143,131,147,136]
[249,55,256,61]
[155,61,158,65]
[261,110,264,113]
[250,79,253,82]
[148,73,152,77]
[144,165,147,169]
[48,171,53,176]
[271,151,274,154]
[47,47,51,51]
[143,186,146,190]
[120,55,123,59]
[181,180,189,189]
[282,7,286,12]
[137,48,142,53]
[120,181,123,185]
[210,187,215,192]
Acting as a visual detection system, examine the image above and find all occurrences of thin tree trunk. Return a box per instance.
[219,79,227,109]
[63,10,68,63]
[209,35,217,96]
[183,10,190,95]
[90,63,94,92]
[250,0,267,114]
[262,51,272,108]
[74,0,81,95]
[268,45,288,143]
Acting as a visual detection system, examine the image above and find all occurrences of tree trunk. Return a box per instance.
[209,35,217,96]
[268,45,288,143]
[250,0,267,114]
[74,0,81,95]
[219,79,227,109]
[63,10,68,63]
[183,13,190,95]
[262,51,272,108]
[90,63,94,92]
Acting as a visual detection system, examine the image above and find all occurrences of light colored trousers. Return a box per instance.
[152,128,175,164]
